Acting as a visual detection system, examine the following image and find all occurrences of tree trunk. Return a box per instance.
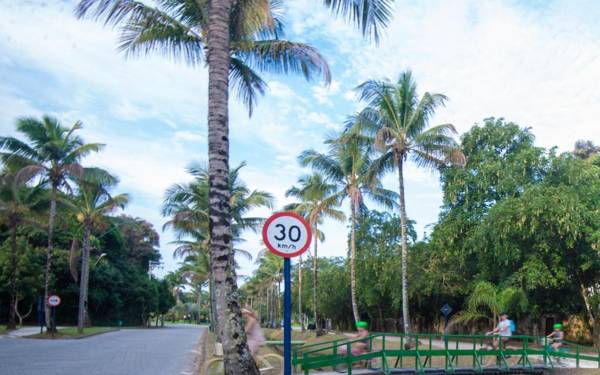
[580,282,598,346]
[77,224,92,334]
[15,299,33,327]
[7,224,18,330]
[44,185,58,332]
[209,262,219,336]
[207,1,257,371]
[298,255,304,331]
[197,285,202,324]
[398,157,411,334]
[313,222,318,330]
[350,199,360,324]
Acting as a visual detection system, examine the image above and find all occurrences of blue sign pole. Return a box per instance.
[284,257,292,375]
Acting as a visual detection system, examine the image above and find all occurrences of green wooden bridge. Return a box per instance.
[292,332,600,374]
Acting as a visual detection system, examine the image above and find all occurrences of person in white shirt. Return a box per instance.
[486,313,511,349]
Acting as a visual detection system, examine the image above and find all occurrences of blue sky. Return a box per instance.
[2,0,600,278]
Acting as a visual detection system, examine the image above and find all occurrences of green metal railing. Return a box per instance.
[292,332,600,374]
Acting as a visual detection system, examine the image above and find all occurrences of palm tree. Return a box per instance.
[352,70,464,334]
[0,116,104,332]
[162,162,273,336]
[179,251,211,323]
[299,134,397,324]
[0,170,45,330]
[77,0,392,371]
[285,173,344,330]
[63,171,128,333]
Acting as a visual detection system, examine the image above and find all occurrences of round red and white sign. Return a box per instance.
[47,295,61,307]
[262,212,312,258]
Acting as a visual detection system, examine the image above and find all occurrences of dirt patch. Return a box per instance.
[184,328,208,375]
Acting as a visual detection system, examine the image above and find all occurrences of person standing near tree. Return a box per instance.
[242,309,265,358]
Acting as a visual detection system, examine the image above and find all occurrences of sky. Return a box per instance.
[1,0,600,279]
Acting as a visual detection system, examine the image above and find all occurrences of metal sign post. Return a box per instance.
[47,294,61,335]
[262,212,312,375]
[441,303,452,347]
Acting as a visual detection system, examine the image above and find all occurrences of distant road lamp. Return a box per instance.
[93,253,107,267]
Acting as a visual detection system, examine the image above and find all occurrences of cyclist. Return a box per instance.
[486,313,511,349]
[340,321,370,355]
[547,323,564,351]
[242,308,265,357]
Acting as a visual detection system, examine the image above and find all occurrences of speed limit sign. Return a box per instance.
[262,211,312,375]
[47,295,61,307]
[262,212,312,258]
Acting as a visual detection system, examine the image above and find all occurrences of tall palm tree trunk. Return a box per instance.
[298,255,303,330]
[7,223,18,330]
[208,258,219,336]
[350,200,360,324]
[77,224,92,333]
[196,286,202,324]
[397,157,410,334]
[44,185,57,332]
[312,223,318,330]
[207,1,257,372]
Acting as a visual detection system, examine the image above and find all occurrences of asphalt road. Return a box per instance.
[0,324,204,375]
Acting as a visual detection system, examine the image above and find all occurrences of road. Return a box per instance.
[0,324,205,375]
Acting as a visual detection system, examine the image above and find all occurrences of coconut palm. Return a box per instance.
[179,251,211,323]
[0,169,46,330]
[76,0,391,370]
[352,70,464,333]
[162,162,273,335]
[0,116,104,331]
[299,133,397,324]
[62,171,128,333]
[285,173,344,330]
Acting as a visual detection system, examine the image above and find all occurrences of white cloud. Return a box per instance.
[312,80,341,105]
[173,130,204,142]
[341,0,600,151]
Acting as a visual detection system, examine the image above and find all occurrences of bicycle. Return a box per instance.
[204,353,284,375]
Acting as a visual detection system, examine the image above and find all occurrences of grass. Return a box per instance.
[0,326,7,335]
[25,326,117,339]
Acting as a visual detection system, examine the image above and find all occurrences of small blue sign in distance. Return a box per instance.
[441,303,452,317]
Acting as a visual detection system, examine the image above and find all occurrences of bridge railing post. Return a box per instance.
[576,343,580,368]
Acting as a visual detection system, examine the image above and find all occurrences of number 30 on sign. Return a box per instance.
[262,212,312,258]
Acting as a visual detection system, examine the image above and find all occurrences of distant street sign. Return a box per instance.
[262,212,312,258]
[47,295,61,307]
[441,303,452,317]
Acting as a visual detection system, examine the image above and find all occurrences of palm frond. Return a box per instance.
[235,40,331,84]
[322,0,393,42]
[230,57,267,116]
[118,13,204,65]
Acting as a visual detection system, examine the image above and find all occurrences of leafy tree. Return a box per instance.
[0,116,103,331]
[285,173,344,330]
[429,118,549,315]
[63,171,128,333]
[299,133,397,324]
[352,70,464,333]
[0,169,46,329]
[452,281,527,330]
[574,140,600,160]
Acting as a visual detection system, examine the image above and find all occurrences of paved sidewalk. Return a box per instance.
[1,326,64,338]
[0,324,205,375]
